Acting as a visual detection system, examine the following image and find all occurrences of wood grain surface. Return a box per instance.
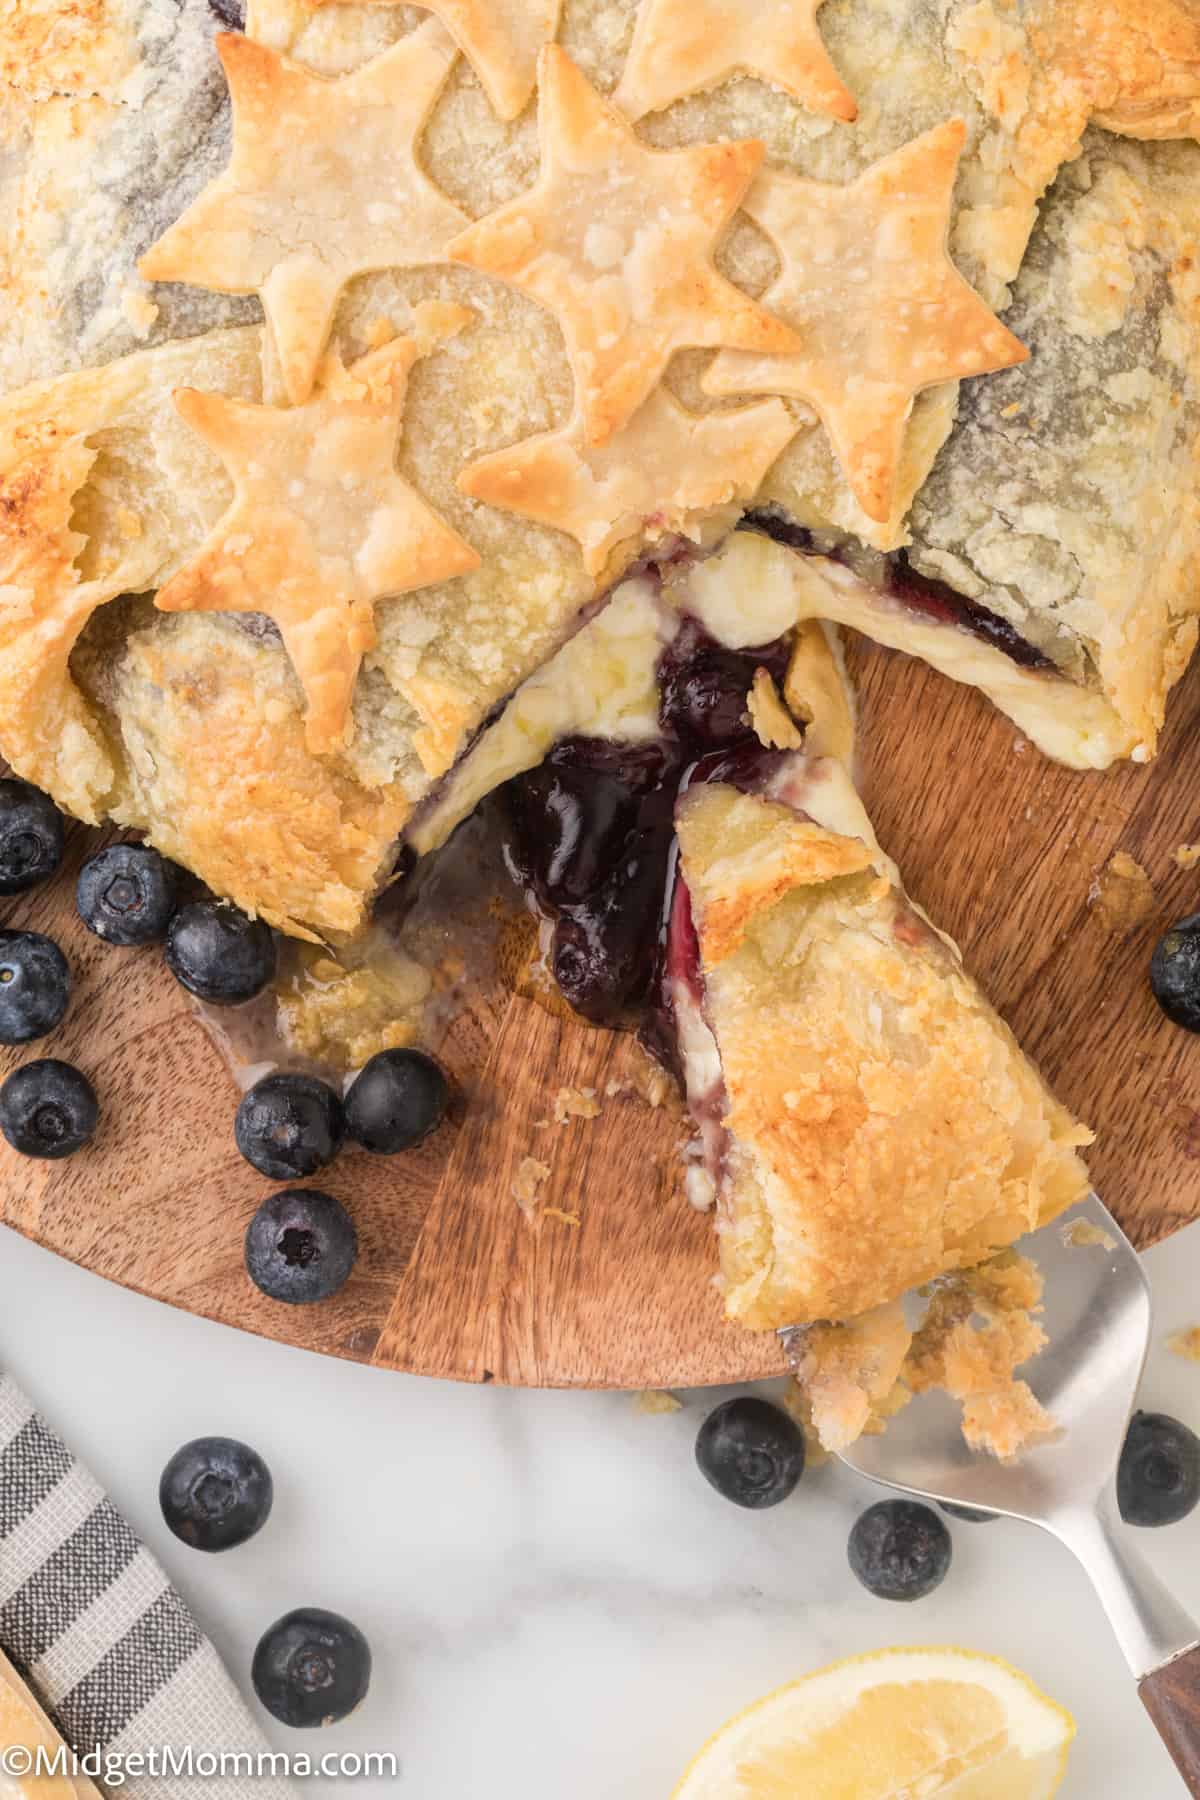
[1141,1644,1200,1795]
[1,631,1199,1388]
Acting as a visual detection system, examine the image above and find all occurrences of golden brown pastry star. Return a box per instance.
[704,120,1028,524]
[304,0,561,120]
[459,387,798,579]
[448,45,801,448]
[156,335,480,756]
[139,22,467,405]
[614,0,856,124]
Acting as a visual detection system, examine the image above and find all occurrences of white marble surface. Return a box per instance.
[4,1222,1200,1797]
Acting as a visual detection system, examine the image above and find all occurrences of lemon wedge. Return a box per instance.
[672,1647,1074,1799]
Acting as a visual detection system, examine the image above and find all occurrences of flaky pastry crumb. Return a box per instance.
[632,1389,682,1415]
[1089,850,1155,934]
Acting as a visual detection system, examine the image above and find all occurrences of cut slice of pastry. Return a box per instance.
[668,653,1092,1331]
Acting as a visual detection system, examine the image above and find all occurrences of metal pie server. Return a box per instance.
[836,1192,1200,1794]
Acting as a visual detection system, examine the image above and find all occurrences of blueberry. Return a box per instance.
[207,0,244,25]
[0,932,70,1044]
[0,780,63,895]
[252,1608,371,1729]
[165,901,277,1006]
[848,1500,952,1601]
[0,1059,98,1159]
[344,1049,448,1154]
[940,1502,996,1524]
[1151,915,1200,1033]
[235,1073,345,1181]
[160,1436,273,1552]
[244,1189,357,1303]
[77,844,178,946]
[1118,1410,1200,1527]
[695,1396,805,1508]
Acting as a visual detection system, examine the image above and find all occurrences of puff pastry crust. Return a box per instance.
[674,768,1091,1328]
[3,0,1200,941]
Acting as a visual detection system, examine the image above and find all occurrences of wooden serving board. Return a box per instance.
[2,635,1200,1388]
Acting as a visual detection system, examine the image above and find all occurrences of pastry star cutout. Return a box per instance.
[156,335,480,756]
[448,46,801,448]
[614,0,856,124]
[139,23,467,405]
[459,388,798,578]
[704,120,1028,524]
[304,0,561,120]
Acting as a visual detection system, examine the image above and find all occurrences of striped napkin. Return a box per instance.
[0,1374,293,1798]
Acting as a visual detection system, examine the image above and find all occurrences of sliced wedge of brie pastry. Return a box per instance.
[0,1651,99,1800]
[668,627,1092,1334]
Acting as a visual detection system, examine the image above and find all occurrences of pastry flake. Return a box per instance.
[706,121,1028,524]
[1032,0,1200,141]
[458,387,798,579]
[448,45,802,448]
[300,0,561,119]
[139,22,467,404]
[157,333,481,756]
[613,0,855,125]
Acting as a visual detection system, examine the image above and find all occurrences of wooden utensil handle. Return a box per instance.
[1141,1646,1200,1793]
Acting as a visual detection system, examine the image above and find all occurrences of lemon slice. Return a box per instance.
[672,1647,1074,1800]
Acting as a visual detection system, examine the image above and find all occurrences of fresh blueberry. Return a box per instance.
[165,901,277,1006]
[244,1189,357,1304]
[0,780,63,895]
[77,844,178,946]
[252,1608,371,1728]
[0,932,70,1044]
[848,1500,952,1601]
[235,1073,345,1181]
[940,1502,997,1524]
[1118,1410,1200,1527]
[207,0,244,25]
[0,1059,98,1159]
[695,1396,805,1508]
[1151,915,1200,1033]
[344,1049,448,1154]
[160,1436,273,1552]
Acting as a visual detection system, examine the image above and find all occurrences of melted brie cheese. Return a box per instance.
[410,577,674,853]
[670,970,726,1212]
[676,532,1139,770]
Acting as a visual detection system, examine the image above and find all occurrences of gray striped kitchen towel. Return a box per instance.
[0,1374,294,1798]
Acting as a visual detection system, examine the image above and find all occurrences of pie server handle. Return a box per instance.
[1060,1503,1200,1793]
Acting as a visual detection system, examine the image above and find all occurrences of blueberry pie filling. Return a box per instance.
[743,512,1056,675]
[497,618,792,1027]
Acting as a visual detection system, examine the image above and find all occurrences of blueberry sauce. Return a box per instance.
[742,511,1055,673]
[639,861,700,1083]
[498,620,792,1028]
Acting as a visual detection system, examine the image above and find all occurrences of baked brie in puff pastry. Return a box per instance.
[4,0,1200,940]
[668,685,1091,1331]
